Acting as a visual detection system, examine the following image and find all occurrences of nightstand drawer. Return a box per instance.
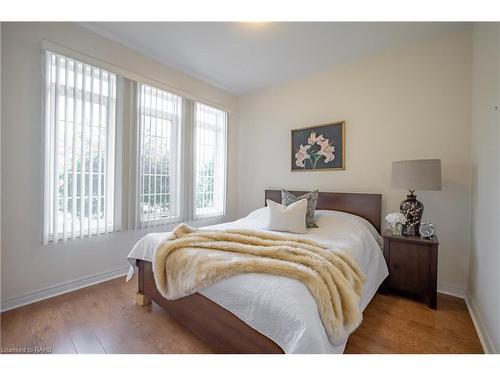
[388,242,430,296]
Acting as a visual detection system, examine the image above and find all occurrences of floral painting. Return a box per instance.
[291,121,345,171]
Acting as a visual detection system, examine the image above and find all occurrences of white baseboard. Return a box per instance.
[465,294,496,354]
[437,282,466,298]
[0,266,130,313]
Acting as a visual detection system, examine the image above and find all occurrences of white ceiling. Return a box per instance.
[81,22,465,95]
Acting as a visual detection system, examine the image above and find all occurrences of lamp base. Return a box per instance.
[400,191,424,236]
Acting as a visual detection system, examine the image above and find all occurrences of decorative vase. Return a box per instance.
[400,191,424,236]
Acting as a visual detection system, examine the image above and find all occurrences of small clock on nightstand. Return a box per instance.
[382,230,439,309]
[419,222,435,238]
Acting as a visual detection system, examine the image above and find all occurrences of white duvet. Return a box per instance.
[126,208,388,354]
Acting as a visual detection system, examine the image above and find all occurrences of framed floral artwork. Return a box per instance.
[291,121,345,171]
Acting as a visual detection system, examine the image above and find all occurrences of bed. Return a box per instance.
[127,190,387,354]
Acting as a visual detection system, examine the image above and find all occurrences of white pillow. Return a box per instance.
[265,198,308,234]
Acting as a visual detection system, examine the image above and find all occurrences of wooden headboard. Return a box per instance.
[265,190,382,233]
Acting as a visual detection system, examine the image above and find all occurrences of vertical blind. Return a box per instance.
[194,102,227,218]
[43,49,229,244]
[43,51,117,243]
[137,83,182,227]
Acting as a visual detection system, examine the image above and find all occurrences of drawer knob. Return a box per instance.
[393,263,400,269]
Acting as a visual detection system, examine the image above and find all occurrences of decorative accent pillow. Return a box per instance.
[265,199,308,234]
[281,190,319,228]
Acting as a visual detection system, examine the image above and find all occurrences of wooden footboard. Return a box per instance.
[137,260,284,354]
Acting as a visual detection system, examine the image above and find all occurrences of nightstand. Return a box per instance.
[382,230,439,309]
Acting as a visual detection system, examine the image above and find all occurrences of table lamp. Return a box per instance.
[391,159,442,236]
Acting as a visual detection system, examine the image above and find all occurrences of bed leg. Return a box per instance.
[136,260,151,305]
[136,292,151,306]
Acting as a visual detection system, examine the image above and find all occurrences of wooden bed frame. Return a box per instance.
[136,190,382,353]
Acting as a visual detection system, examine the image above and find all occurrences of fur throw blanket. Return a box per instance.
[152,223,366,345]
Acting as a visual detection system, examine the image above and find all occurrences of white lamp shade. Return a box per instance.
[391,159,442,191]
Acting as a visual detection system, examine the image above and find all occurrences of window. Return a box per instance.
[137,83,182,226]
[43,51,117,243]
[194,102,227,218]
[42,46,230,243]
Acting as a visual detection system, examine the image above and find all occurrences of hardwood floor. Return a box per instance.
[0,275,483,354]
[344,293,483,354]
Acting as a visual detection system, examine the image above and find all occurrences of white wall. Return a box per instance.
[237,28,473,293]
[0,23,238,307]
[469,23,500,353]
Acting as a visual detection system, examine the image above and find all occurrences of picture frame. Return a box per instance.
[291,121,345,171]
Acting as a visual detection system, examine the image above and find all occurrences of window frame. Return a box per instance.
[136,83,183,228]
[193,102,228,220]
[43,50,119,243]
